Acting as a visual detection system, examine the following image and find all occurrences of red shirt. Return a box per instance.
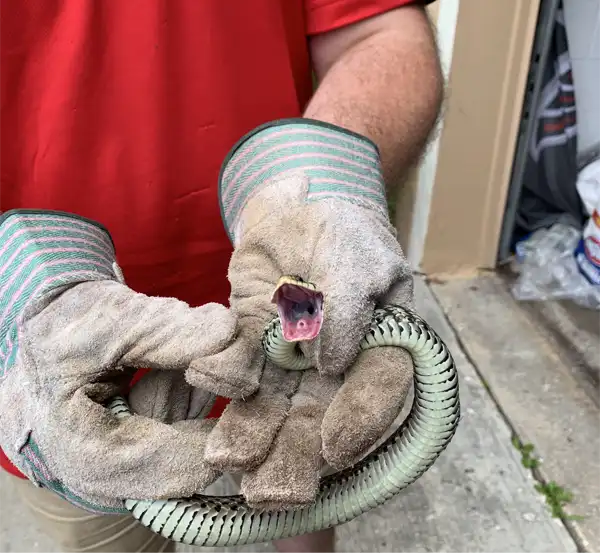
[1,0,429,479]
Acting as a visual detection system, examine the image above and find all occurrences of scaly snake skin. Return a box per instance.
[108,303,460,546]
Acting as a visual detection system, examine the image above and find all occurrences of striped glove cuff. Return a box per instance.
[0,210,118,374]
[218,118,388,241]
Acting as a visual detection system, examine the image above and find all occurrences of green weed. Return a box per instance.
[511,435,584,521]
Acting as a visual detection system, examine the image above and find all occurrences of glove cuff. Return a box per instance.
[0,210,118,371]
[218,118,388,241]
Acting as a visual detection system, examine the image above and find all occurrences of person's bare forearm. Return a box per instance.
[304,6,444,192]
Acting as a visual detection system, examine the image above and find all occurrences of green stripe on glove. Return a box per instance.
[0,210,117,376]
[219,119,388,241]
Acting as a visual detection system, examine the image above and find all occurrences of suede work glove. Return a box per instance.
[190,119,413,508]
[0,210,237,514]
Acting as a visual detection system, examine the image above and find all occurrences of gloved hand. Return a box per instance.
[189,119,414,508]
[0,209,239,513]
[205,361,343,510]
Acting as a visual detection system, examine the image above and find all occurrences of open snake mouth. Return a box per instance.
[271,276,324,342]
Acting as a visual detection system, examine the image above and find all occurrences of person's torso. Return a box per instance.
[1,0,313,307]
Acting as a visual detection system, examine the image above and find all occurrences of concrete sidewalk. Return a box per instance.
[1,275,597,552]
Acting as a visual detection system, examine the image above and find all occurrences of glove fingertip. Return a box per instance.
[198,306,239,352]
[321,422,364,470]
[241,469,319,512]
[186,340,264,399]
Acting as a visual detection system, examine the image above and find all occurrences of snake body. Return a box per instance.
[111,303,460,546]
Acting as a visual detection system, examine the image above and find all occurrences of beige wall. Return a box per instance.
[395,0,541,275]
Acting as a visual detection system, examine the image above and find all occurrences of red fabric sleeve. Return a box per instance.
[304,0,436,36]
[0,448,26,479]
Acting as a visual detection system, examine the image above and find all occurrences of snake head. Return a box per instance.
[271,276,324,342]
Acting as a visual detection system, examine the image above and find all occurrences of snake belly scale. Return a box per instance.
[109,299,460,546]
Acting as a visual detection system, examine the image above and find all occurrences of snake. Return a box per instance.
[109,276,460,547]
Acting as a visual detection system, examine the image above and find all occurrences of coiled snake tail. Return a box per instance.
[109,303,460,546]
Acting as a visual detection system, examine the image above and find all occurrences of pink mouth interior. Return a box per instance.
[273,283,324,342]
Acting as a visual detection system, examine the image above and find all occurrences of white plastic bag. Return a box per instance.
[512,222,600,309]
